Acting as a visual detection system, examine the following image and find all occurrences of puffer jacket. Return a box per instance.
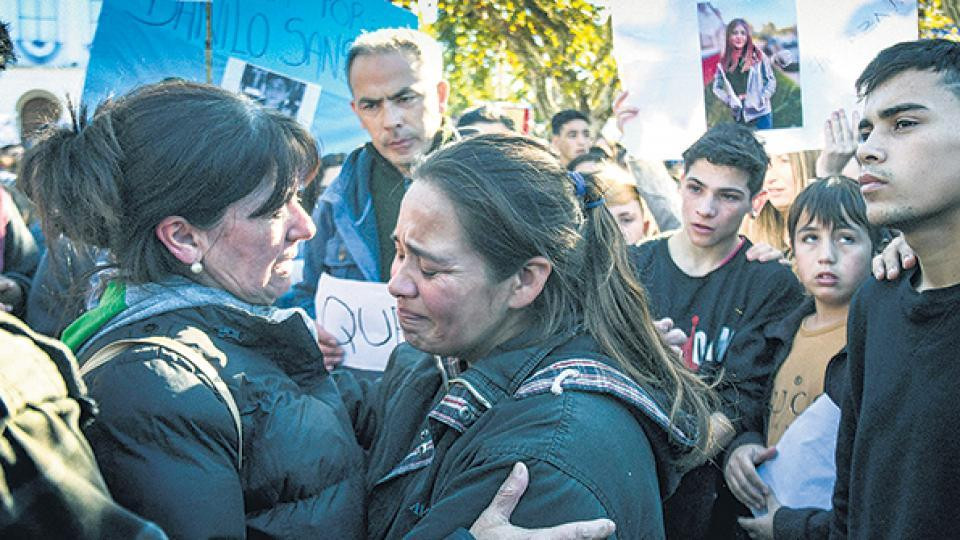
[361,330,699,540]
[76,281,366,538]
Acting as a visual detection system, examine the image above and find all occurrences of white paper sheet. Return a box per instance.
[755,393,841,514]
[315,273,404,371]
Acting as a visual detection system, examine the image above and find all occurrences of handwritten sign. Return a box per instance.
[83,0,416,154]
[611,0,917,159]
[316,273,403,371]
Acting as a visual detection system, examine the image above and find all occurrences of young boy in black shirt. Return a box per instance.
[630,123,803,537]
[829,39,960,539]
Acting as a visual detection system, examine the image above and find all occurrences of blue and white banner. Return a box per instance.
[83,0,416,153]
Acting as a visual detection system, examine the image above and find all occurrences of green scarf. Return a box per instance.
[61,281,128,352]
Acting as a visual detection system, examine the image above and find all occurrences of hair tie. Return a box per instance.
[566,171,605,210]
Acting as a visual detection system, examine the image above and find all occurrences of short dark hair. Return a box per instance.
[681,122,769,195]
[788,176,886,252]
[456,106,515,131]
[566,146,610,171]
[550,109,590,136]
[346,28,443,92]
[19,80,319,285]
[856,39,960,99]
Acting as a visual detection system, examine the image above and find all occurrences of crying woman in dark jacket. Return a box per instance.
[360,135,720,539]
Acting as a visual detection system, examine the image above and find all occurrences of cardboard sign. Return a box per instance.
[611,0,918,159]
[315,273,403,371]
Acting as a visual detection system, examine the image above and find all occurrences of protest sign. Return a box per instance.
[611,0,917,159]
[83,0,416,154]
[315,273,403,372]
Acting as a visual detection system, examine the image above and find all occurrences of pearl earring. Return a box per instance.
[190,260,204,274]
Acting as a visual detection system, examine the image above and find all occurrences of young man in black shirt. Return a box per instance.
[830,39,960,539]
[630,122,803,537]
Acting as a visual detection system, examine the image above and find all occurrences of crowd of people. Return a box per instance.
[2,21,959,540]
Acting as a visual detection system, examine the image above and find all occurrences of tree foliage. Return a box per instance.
[920,0,960,39]
[391,0,619,135]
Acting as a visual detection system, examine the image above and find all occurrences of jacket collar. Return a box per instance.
[76,277,316,359]
[764,296,816,342]
[427,330,579,433]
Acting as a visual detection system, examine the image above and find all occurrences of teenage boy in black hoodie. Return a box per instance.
[629,122,803,537]
[828,38,960,539]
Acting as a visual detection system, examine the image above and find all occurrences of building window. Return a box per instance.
[19,95,61,144]
[16,0,62,64]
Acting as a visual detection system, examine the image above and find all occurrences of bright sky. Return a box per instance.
[704,0,798,30]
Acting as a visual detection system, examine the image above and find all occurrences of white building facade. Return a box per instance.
[0,0,101,145]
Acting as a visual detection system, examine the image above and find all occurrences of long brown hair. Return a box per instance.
[414,134,718,467]
[744,150,819,251]
[721,18,761,73]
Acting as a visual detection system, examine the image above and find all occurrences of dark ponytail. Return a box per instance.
[18,80,318,283]
[20,103,125,250]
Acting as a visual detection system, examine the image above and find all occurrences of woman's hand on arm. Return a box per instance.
[470,462,616,540]
[737,490,782,540]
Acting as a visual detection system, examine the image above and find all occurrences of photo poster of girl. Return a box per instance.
[698,1,802,131]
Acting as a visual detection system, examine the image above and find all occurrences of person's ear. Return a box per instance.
[507,256,553,310]
[155,216,208,266]
[750,189,769,217]
[436,79,450,114]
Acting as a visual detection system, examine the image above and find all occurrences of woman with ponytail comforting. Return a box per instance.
[18,81,369,538]
[361,135,718,539]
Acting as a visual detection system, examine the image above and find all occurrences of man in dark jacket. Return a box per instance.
[282,28,456,369]
[284,28,452,307]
